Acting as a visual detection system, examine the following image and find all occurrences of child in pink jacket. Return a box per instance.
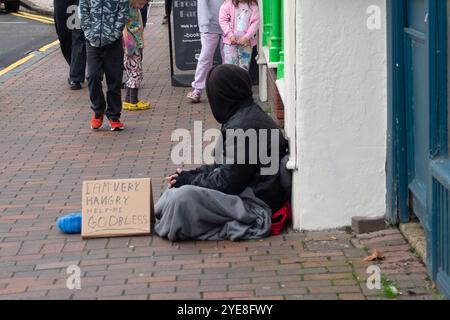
[219,0,260,70]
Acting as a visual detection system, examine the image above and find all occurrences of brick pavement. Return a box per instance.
[0,7,439,300]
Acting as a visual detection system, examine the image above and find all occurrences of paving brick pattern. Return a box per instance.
[0,7,438,300]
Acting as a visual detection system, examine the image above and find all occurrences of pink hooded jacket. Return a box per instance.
[219,0,260,47]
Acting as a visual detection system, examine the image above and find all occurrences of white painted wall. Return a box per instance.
[291,0,388,230]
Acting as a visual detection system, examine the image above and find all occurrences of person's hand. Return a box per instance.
[230,35,237,45]
[165,168,183,188]
[238,36,249,47]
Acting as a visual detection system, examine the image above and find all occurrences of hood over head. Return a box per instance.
[206,64,254,124]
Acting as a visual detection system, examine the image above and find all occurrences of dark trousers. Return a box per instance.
[141,4,149,28]
[54,0,87,82]
[165,0,172,16]
[70,28,87,82]
[86,39,123,121]
[53,0,72,64]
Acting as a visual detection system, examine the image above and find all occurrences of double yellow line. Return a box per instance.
[0,54,35,77]
[0,10,59,77]
[10,11,54,24]
[0,40,59,77]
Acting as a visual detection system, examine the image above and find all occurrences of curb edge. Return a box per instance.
[20,0,53,17]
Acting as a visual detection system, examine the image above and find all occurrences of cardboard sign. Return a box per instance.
[81,178,154,239]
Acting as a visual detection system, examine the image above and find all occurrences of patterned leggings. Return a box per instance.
[124,49,143,89]
[223,44,253,70]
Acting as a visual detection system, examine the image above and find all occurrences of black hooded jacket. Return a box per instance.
[175,65,289,213]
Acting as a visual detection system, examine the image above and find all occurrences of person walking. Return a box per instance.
[186,0,224,103]
[79,0,129,131]
[53,0,87,90]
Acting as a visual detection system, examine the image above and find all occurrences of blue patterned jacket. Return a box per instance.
[79,0,129,47]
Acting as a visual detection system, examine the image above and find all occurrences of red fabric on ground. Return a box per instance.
[271,202,292,236]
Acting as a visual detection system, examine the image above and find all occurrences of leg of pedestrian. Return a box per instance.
[223,44,239,66]
[69,28,87,90]
[123,51,144,111]
[86,43,106,129]
[238,45,253,71]
[188,33,221,103]
[53,0,72,65]
[162,0,172,24]
[102,39,125,130]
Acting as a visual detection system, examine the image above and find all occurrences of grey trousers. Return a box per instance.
[155,186,271,241]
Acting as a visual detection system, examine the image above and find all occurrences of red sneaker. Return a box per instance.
[109,119,124,131]
[91,113,104,130]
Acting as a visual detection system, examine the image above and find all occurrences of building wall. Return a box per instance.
[292,0,388,230]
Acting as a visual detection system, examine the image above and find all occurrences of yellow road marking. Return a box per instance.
[0,11,59,77]
[16,11,54,23]
[0,38,60,77]
[0,54,35,77]
[10,13,53,24]
[10,12,51,24]
[18,12,54,23]
[39,40,60,52]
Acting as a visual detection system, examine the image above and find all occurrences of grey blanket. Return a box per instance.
[154,185,271,241]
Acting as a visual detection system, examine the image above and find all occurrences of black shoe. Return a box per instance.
[69,81,82,90]
[162,16,168,25]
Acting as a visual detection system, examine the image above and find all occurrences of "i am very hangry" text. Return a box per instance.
[84,181,148,231]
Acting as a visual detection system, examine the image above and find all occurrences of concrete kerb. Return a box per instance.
[20,0,53,17]
[0,44,60,85]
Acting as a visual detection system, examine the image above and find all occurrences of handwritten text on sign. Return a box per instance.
[82,178,152,239]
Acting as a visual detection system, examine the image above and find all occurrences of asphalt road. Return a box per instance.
[0,10,56,69]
